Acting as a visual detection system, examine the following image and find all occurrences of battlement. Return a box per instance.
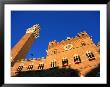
[48,31,90,49]
[48,40,58,48]
[97,42,100,53]
[77,31,89,38]
[97,42,100,47]
[26,24,40,38]
[16,57,46,63]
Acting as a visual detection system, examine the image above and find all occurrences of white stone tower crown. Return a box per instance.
[26,24,40,38]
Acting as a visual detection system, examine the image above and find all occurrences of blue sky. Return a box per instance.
[11,11,100,59]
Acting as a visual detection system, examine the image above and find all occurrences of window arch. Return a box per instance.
[86,51,95,61]
[73,54,81,64]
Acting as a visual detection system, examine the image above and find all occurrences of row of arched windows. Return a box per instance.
[17,64,44,72]
[17,51,95,72]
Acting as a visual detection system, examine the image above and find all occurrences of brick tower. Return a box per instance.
[11,24,40,67]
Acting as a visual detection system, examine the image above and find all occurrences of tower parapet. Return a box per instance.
[26,24,40,38]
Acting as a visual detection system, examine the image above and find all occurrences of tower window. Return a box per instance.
[74,54,81,64]
[86,51,95,61]
[62,58,68,67]
[53,49,57,54]
[51,60,56,68]
[53,51,57,54]
[27,65,33,71]
[38,63,44,70]
[17,66,23,72]
[81,41,86,46]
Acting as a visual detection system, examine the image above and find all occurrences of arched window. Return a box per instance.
[38,62,44,70]
[51,60,56,68]
[86,51,95,61]
[17,66,23,72]
[62,57,68,67]
[27,65,33,71]
[73,54,81,64]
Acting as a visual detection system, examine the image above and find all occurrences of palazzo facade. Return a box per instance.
[11,24,100,77]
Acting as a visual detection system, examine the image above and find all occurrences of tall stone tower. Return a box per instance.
[11,24,40,67]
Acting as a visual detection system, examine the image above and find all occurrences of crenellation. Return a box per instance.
[66,37,71,40]
[97,42,100,53]
[97,42,100,47]
[48,40,58,49]
[48,31,90,51]
[37,58,42,61]
[77,31,89,37]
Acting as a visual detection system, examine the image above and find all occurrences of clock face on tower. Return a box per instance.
[64,44,73,50]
